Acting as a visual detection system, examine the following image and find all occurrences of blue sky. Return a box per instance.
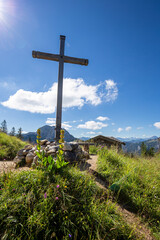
[0,0,160,139]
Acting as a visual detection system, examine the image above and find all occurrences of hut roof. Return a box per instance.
[90,135,125,145]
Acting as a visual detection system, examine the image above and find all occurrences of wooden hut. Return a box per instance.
[90,135,125,151]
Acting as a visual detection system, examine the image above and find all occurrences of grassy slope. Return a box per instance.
[0,132,27,160]
[0,168,138,240]
[97,147,160,239]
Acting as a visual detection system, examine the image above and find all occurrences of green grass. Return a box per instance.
[89,145,98,155]
[0,167,138,240]
[0,132,27,160]
[97,147,160,239]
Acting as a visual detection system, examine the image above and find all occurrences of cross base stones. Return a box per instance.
[14,140,89,168]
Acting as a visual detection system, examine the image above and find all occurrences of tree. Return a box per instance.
[17,127,22,140]
[141,142,155,157]
[141,142,147,156]
[1,120,7,133]
[10,127,16,136]
[146,147,155,157]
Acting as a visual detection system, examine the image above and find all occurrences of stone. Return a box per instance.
[32,155,39,165]
[26,152,35,166]
[13,156,25,168]
[40,139,48,145]
[64,151,76,163]
[50,142,56,146]
[24,145,33,150]
[14,140,90,169]
[63,142,72,151]
[47,150,57,157]
[17,149,25,156]
[69,143,79,151]
[47,146,58,152]
[22,149,30,156]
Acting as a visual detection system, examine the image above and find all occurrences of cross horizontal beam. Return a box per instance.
[32,50,89,66]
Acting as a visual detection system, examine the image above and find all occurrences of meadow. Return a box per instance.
[94,146,160,239]
[0,134,159,239]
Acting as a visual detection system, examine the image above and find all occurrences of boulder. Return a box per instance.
[63,142,72,151]
[64,151,76,163]
[13,156,25,168]
[26,152,35,166]
[17,149,25,156]
[24,145,33,150]
[32,155,39,165]
[69,143,79,151]
[22,149,30,156]
[40,139,48,146]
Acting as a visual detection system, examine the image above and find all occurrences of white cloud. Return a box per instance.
[153,122,160,129]
[117,128,123,133]
[46,118,56,125]
[125,126,132,131]
[87,131,96,135]
[111,123,115,126]
[105,79,118,102]
[137,127,143,130]
[62,123,72,130]
[96,116,110,121]
[1,78,118,114]
[22,131,28,134]
[77,121,108,130]
[46,118,72,130]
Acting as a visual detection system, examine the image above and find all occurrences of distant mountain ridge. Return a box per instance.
[22,125,76,143]
[122,137,160,154]
[118,136,158,143]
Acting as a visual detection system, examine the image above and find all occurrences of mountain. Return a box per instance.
[118,136,158,143]
[22,125,76,143]
[79,137,90,141]
[123,138,160,154]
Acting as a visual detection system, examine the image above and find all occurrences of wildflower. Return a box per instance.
[0,189,2,191]
[69,234,72,238]
[65,216,68,219]
[56,185,60,188]
[44,192,47,199]
[12,188,15,191]
[55,197,59,200]
[64,186,67,188]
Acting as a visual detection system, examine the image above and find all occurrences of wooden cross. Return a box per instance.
[32,35,88,143]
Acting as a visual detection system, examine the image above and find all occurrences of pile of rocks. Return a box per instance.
[13,140,89,168]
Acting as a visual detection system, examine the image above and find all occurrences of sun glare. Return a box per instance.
[0,0,5,20]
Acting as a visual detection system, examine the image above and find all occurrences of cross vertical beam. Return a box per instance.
[32,35,88,144]
[55,35,65,143]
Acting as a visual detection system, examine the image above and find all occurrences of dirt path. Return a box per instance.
[0,161,30,174]
[86,155,155,240]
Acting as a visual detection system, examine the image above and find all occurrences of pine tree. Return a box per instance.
[1,120,7,134]
[17,127,22,140]
[141,142,147,156]
[10,127,16,136]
